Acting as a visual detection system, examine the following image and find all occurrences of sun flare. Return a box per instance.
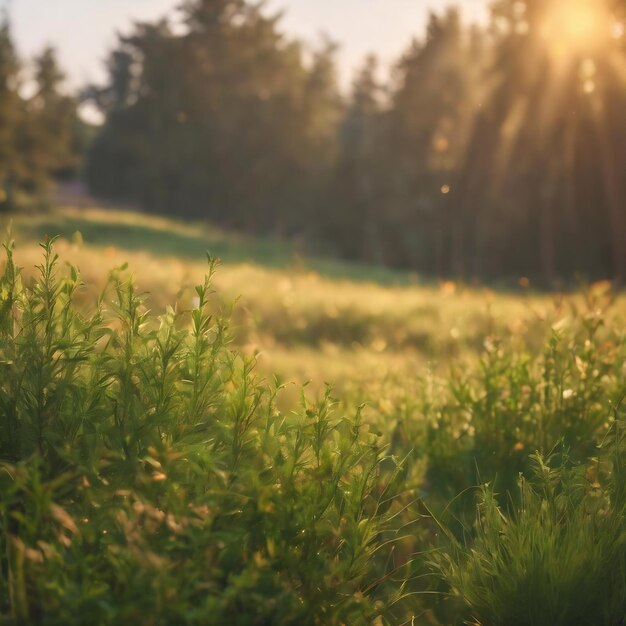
[541,0,611,57]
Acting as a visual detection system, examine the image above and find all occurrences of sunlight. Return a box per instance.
[541,0,611,57]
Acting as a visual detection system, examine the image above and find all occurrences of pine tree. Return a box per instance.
[24,47,80,190]
[327,55,384,261]
[0,18,24,210]
[459,0,626,281]
[86,0,341,234]
[382,9,484,271]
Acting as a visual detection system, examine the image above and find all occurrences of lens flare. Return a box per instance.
[541,0,611,57]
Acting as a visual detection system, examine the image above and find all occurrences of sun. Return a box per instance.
[541,0,611,57]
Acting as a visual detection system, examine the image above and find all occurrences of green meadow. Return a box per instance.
[2,206,626,624]
[4,0,626,620]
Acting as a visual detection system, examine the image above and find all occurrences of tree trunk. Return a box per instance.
[598,115,626,283]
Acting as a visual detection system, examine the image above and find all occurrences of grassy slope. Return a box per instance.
[5,206,626,625]
[3,206,580,402]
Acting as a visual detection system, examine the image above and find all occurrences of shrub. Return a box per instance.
[416,293,625,511]
[0,240,411,625]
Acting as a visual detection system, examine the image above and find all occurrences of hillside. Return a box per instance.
[4,206,567,401]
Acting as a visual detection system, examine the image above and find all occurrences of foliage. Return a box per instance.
[433,445,626,626]
[84,0,626,282]
[3,229,626,624]
[0,23,83,209]
[86,0,340,234]
[421,291,624,506]
[0,240,412,625]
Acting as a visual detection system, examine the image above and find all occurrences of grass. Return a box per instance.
[12,206,415,284]
[433,448,626,626]
[3,206,566,397]
[0,239,412,625]
[2,206,626,624]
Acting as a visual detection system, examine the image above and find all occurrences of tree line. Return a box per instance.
[6,0,626,283]
[0,20,85,210]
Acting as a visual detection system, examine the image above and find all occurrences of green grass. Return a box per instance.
[11,207,415,285]
[3,207,565,399]
[2,207,626,624]
[433,449,626,626]
[0,240,413,625]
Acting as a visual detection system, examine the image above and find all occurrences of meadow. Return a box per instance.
[6,207,562,397]
[2,206,626,625]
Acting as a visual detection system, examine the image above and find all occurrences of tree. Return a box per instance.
[0,18,24,209]
[0,23,83,210]
[87,0,341,235]
[84,0,626,283]
[456,0,626,282]
[380,9,485,271]
[326,55,385,261]
[23,47,81,190]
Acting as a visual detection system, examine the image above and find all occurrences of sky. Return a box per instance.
[9,0,489,92]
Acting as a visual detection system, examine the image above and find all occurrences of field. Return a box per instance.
[6,206,562,394]
[2,206,626,625]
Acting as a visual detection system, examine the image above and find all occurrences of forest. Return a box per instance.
[3,0,626,282]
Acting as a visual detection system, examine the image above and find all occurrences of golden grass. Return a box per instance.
[4,207,620,399]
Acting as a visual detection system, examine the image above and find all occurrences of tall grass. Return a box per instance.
[0,239,412,625]
[433,442,626,625]
[2,236,626,625]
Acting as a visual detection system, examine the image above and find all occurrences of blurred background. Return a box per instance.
[1,0,626,285]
